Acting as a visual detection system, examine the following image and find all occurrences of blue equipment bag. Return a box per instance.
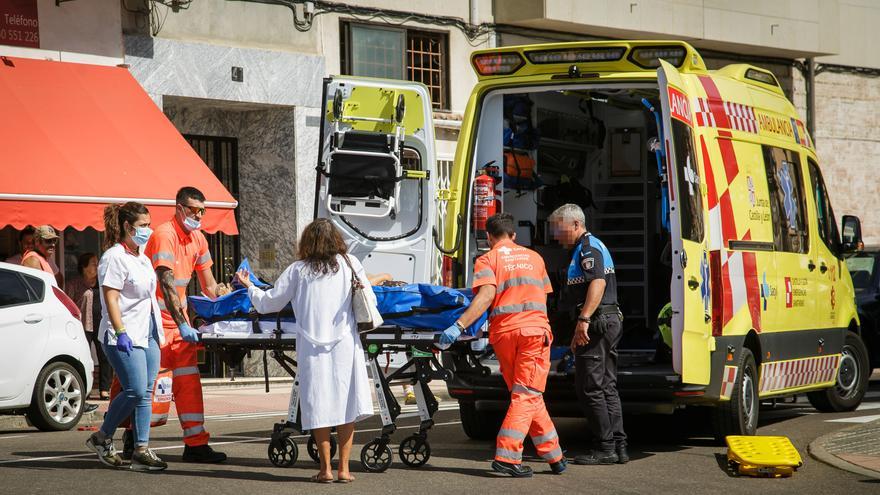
[373,283,487,337]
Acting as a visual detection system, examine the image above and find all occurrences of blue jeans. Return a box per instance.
[101,319,160,446]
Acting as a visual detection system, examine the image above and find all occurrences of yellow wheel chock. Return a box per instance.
[725,435,803,478]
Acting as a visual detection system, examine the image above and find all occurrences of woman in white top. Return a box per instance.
[236,219,373,483]
[85,202,166,472]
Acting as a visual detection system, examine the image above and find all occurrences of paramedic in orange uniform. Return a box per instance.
[437,213,566,478]
[142,187,226,463]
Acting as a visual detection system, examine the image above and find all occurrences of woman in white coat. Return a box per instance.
[235,219,373,483]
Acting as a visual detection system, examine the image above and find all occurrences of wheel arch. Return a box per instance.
[43,355,88,390]
[743,330,762,370]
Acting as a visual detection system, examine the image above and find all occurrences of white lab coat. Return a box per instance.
[247,254,373,430]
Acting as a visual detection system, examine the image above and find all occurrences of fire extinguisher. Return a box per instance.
[473,170,497,232]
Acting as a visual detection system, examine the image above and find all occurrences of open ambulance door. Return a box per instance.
[657,61,713,385]
[314,76,438,284]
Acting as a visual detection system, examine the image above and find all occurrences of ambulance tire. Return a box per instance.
[459,401,503,441]
[712,348,758,442]
[807,332,870,413]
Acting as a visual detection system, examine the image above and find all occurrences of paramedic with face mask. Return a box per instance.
[437,213,566,478]
[135,186,226,463]
[550,203,628,466]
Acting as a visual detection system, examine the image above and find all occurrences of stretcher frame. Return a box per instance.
[199,319,460,473]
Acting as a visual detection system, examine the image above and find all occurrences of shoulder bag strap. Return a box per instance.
[340,254,363,290]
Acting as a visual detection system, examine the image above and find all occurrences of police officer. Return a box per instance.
[549,204,628,465]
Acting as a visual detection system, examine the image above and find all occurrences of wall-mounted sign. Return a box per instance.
[1,0,39,49]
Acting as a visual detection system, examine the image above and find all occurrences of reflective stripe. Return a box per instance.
[158,299,186,310]
[543,276,551,286]
[151,413,168,423]
[151,252,175,263]
[495,448,522,461]
[196,253,212,265]
[174,277,191,287]
[497,428,527,441]
[497,276,549,292]
[183,425,205,437]
[531,430,558,446]
[541,447,563,461]
[474,269,494,280]
[178,413,204,423]
[490,302,547,317]
[511,383,541,396]
[173,366,200,377]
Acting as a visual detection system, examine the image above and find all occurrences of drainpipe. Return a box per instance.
[806,57,816,142]
[469,0,478,26]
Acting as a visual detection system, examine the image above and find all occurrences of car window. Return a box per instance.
[846,254,876,291]
[0,270,34,308]
[762,146,809,253]
[21,274,45,302]
[807,158,841,255]
[671,120,705,243]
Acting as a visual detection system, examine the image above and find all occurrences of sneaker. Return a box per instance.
[574,450,618,465]
[404,392,417,405]
[491,460,533,478]
[130,448,168,471]
[550,458,568,474]
[84,402,99,413]
[182,444,227,463]
[122,429,134,461]
[85,432,124,468]
[616,445,630,464]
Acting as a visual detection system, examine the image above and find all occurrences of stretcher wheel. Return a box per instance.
[307,434,338,463]
[360,439,393,473]
[398,435,431,467]
[268,437,298,467]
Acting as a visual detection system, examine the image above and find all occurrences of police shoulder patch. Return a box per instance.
[581,257,595,271]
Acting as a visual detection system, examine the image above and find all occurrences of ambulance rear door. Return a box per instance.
[658,61,713,385]
[314,76,438,283]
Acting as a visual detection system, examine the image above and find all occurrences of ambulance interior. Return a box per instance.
[469,85,673,366]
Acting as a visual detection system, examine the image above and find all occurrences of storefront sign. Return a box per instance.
[1,0,39,49]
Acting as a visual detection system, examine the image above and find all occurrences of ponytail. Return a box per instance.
[102,202,149,250]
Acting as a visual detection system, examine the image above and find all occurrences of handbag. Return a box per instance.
[341,254,383,332]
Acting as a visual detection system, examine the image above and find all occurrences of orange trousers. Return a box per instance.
[492,327,563,465]
[161,324,210,447]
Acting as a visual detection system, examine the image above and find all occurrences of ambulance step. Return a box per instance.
[725,435,803,478]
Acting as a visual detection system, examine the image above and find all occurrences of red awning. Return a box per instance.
[0,56,238,234]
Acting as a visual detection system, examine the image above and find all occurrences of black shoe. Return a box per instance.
[491,460,533,478]
[182,444,227,463]
[550,458,568,474]
[574,450,618,465]
[84,402,99,413]
[122,429,134,461]
[616,445,629,464]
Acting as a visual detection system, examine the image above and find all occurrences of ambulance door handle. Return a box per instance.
[687,277,699,291]
[819,263,828,274]
[807,261,816,272]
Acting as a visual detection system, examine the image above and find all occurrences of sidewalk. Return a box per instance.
[1,379,453,431]
[809,418,880,480]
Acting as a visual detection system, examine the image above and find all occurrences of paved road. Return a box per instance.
[1,378,879,494]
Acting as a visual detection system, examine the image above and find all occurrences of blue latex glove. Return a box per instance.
[435,324,462,350]
[116,332,133,354]
[178,323,200,343]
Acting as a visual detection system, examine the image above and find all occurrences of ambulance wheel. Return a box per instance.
[268,437,298,467]
[712,348,758,442]
[808,332,870,412]
[398,435,431,467]
[307,434,337,463]
[459,401,503,441]
[360,440,393,473]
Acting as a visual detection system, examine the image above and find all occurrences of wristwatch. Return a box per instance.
[577,316,591,323]
[454,321,466,331]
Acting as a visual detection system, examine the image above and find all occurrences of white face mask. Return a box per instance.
[182,216,201,231]
[132,226,153,246]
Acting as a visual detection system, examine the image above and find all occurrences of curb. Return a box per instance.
[0,410,100,432]
[808,423,880,480]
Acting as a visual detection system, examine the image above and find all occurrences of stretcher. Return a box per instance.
[193,284,487,473]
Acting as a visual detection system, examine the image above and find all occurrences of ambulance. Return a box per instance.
[313,40,870,439]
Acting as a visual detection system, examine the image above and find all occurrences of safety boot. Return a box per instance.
[491,460,533,478]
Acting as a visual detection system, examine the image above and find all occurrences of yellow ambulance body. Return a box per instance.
[314,40,869,438]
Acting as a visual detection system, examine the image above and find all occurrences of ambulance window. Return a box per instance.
[671,120,704,242]
[808,159,841,254]
[762,146,809,253]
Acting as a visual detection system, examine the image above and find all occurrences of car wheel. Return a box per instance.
[27,362,86,431]
[808,332,870,412]
[712,348,759,442]
[459,400,503,441]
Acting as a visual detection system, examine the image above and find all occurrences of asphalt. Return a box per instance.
[1,378,879,494]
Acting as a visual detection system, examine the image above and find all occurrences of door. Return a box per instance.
[658,61,713,385]
[807,157,843,330]
[315,76,437,284]
[0,269,48,400]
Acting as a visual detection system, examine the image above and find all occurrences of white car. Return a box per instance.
[0,262,94,431]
